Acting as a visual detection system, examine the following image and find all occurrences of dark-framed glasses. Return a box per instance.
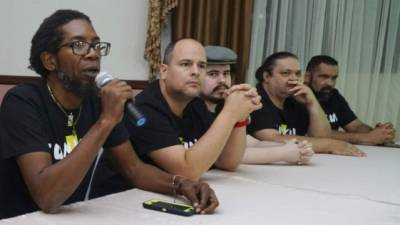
[59,41,111,56]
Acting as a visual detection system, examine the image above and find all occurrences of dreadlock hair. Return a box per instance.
[29,9,91,77]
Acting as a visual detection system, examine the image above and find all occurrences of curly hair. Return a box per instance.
[29,9,91,77]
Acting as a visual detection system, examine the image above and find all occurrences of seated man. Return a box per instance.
[247,52,365,156]
[201,45,313,164]
[305,55,395,145]
[125,39,262,180]
[0,10,217,219]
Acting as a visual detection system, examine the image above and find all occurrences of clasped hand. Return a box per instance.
[223,84,262,121]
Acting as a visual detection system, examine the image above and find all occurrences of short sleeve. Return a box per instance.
[0,89,49,159]
[293,104,310,135]
[247,104,277,134]
[336,94,357,127]
[103,120,130,149]
[125,105,181,156]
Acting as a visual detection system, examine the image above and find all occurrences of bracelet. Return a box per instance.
[234,118,250,128]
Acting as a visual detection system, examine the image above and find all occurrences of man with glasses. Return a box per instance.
[0,9,218,219]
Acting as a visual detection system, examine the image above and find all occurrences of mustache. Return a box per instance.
[212,84,230,93]
[56,70,97,97]
[319,86,334,93]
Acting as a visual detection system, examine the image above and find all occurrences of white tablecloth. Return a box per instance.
[2,145,399,225]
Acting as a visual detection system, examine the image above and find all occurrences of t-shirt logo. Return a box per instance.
[179,136,198,150]
[50,142,73,160]
[50,135,80,160]
[278,124,296,135]
[327,113,338,123]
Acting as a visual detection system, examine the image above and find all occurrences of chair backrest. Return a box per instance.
[0,84,15,106]
[0,75,147,106]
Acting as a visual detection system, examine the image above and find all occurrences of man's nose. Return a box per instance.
[289,72,299,81]
[190,65,201,76]
[325,78,335,87]
[218,74,226,83]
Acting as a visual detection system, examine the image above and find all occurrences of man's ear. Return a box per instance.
[40,51,57,72]
[262,71,270,83]
[159,63,168,80]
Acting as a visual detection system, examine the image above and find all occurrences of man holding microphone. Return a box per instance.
[0,9,218,219]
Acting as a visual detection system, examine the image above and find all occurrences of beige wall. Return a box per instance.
[0,0,149,80]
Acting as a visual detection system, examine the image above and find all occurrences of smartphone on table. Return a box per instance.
[143,199,195,217]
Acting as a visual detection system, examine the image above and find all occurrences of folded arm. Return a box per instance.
[252,129,365,157]
[149,111,239,181]
[243,136,313,164]
[331,119,395,144]
[149,88,261,180]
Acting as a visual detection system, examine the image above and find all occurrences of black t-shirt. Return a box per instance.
[247,84,310,136]
[0,80,131,219]
[125,81,214,164]
[319,89,357,130]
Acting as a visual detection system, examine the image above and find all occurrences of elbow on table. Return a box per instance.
[34,194,62,214]
[41,206,59,214]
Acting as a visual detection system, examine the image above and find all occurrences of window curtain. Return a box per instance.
[170,0,253,84]
[144,0,179,81]
[248,0,400,140]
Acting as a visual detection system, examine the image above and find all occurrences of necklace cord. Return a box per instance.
[46,82,82,133]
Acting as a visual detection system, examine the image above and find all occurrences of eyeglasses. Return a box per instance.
[58,41,111,56]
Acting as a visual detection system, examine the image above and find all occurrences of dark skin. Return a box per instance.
[16,19,218,214]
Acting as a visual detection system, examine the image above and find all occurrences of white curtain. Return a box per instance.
[248,0,400,140]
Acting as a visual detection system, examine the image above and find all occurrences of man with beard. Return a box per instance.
[0,10,218,219]
[305,55,395,145]
[125,39,262,181]
[201,46,314,164]
[248,52,366,156]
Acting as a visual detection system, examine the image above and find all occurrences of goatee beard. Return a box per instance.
[315,87,336,103]
[201,94,224,104]
[202,84,229,104]
[57,71,98,97]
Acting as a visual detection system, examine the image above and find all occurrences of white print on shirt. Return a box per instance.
[181,138,198,150]
[327,113,338,123]
[278,124,296,135]
[49,142,73,160]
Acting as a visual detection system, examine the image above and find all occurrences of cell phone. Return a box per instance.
[142,199,195,217]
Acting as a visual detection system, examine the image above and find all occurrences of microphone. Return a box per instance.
[95,71,146,127]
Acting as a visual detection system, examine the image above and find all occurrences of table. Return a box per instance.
[1,145,399,225]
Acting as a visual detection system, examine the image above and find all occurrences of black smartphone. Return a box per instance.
[142,199,195,217]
